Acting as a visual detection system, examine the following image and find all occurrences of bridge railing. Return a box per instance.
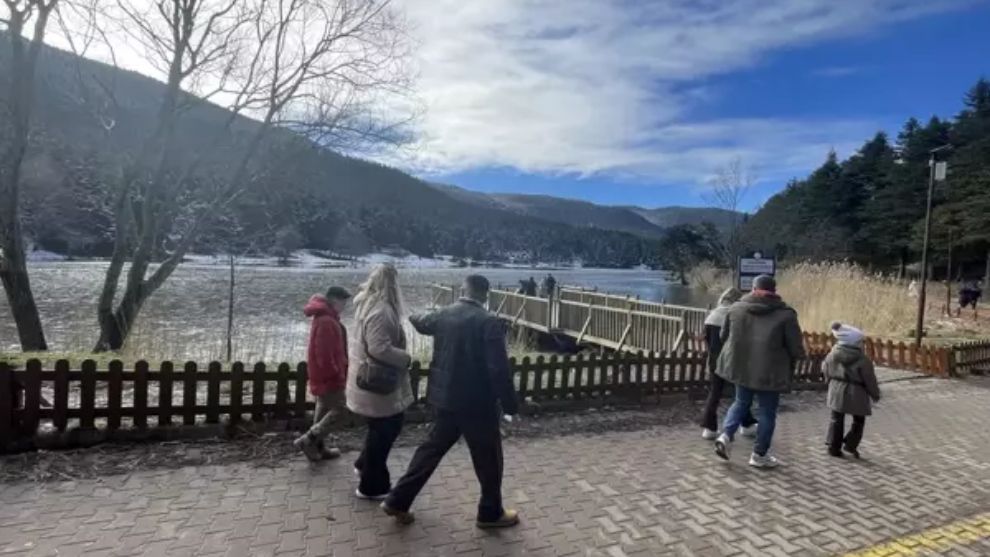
[557,299,685,353]
[558,288,708,336]
[489,290,551,330]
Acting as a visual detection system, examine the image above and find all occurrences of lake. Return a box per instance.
[0,262,713,362]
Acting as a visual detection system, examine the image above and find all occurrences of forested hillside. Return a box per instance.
[1,34,696,268]
[743,79,990,281]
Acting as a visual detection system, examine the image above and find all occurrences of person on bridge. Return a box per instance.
[824,322,880,459]
[714,274,806,468]
[700,287,758,441]
[383,274,520,528]
[294,286,352,461]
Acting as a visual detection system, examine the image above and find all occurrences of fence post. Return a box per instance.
[22,359,42,439]
[183,362,198,426]
[206,362,222,424]
[294,362,308,419]
[230,362,244,425]
[80,360,97,431]
[251,363,265,422]
[53,360,69,432]
[0,362,13,451]
[159,361,175,427]
[107,360,123,432]
[275,363,290,420]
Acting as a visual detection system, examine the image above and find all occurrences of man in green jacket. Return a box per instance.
[714,275,806,468]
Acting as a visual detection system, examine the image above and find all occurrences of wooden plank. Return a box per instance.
[53,360,69,432]
[294,362,308,419]
[79,360,97,430]
[206,361,222,424]
[183,362,198,426]
[159,361,174,427]
[21,359,42,437]
[107,360,123,431]
[546,355,558,400]
[229,362,244,424]
[134,360,149,429]
[515,357,528,403]
[252,363,265,422]
[275,363,290,419]
[531,356,543,401]
[134,361,149,429]
[0,362,13,449]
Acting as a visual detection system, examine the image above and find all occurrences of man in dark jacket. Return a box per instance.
[714,275,805,469]
[383,275,520,528]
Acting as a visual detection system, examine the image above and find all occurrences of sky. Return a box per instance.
[396,0,990,210]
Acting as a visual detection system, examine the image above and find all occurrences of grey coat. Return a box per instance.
[715,293,806,392]
[345,305,414,418]
[824,345,880,416]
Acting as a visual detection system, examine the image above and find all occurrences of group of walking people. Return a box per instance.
[700,274,882,466]
[294,264,520,528]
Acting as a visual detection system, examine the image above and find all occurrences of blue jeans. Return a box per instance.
[722,385,780,456]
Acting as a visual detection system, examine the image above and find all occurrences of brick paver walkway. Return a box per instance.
[3,374,990,556]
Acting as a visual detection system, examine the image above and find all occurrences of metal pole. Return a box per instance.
[915,154,936,347]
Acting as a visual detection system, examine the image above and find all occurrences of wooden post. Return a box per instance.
[206,361,222,424]
[22,359,41,438]
[107,360,123,431]
[229,362,244,425]
[275,363,291,420]
[53,360,69,432]
[159,361,174,427]
[576,302,594,344]
[294,362,308,420]
[251,362,265,422]
[80,360,97,431]
[0,363,12,450]
[183,362,197,426]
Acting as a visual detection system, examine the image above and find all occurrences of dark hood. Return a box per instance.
[831,344,863,364]
[737,293,789,315]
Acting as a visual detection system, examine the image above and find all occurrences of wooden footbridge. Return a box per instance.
[430,284,709,354]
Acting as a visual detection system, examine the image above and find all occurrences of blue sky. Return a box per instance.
[398,0,990,211]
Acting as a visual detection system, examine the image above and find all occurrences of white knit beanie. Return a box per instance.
[830,321,864,347]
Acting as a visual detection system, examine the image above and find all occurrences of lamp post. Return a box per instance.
[914,145,952,347]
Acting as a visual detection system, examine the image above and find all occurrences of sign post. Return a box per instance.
[737,252,776,292]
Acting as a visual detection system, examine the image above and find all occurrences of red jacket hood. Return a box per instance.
[304,295,339,319]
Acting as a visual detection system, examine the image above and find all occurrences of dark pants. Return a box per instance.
[355,412,404,497]
[827,411,866,452]
[386,409,505,522]
[701,373,757,431]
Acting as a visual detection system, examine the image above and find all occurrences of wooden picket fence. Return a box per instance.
[1,351,826,452]
[802,332,956,377]
[953,339,990,375]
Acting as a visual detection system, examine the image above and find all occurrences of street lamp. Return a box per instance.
[914,144,952,347]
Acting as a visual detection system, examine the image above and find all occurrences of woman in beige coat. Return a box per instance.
[346,264,414,499]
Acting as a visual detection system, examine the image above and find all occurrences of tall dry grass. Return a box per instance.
[777,262,915,338]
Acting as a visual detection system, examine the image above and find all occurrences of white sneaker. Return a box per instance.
[354,489,388,501]
[740,424,758,438]
[748,453,780,469]
[701,428,718,440]
[714,433,732,460]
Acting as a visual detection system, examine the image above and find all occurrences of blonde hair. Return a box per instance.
[353,263,404,322]
[717,287,742,306]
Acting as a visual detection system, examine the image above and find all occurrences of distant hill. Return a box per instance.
[432,185,740,238]
[1,34,733,268]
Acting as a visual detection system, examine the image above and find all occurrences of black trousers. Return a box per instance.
[827,411,866,451]
[355,412,404,497]
[700,373,757,431]
[386,409,504,522]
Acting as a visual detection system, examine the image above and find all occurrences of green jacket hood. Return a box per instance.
[737,293,790,315]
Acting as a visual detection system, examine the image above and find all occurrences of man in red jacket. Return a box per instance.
[294,286,351,461]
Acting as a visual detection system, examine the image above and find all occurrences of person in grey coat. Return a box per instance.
[699,287,757,440]
[714,275,806,469]
[824,322,880,459]
[345,264,414,499]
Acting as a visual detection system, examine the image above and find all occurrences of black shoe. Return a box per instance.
[827,448,844,459]
[843,445,860,459]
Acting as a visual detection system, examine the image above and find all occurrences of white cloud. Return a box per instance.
[394,0,972,185]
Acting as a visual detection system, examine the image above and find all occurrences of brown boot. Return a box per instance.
[381,502,415,525]
[477,509,520,529]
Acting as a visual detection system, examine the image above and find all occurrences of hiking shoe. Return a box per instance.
[827,448,844,459]
[293,435,322,462]
[843,445,861,459]
[381,502,415,525]
[355,489,388,501]
[701,428,718,440]
[320,446,342,460]
[740,424,758,438]
[748,453,780,469]
[714,433,732,460]
[477,509,520,529]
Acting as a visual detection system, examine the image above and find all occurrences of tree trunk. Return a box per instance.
[0,239,47,351]
[94,280,147,352]
[226,254,235,362]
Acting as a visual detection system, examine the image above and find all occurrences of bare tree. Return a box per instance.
[704,157,756,269]
[90,0,413,351]
[0,0,64,350]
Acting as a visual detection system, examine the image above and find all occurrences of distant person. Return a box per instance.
[714,275,806,468]
[907,280,919,298]
[824,322,880,459]
[525,277,538,297]
[383,275,520,529]
[699,287,757,441]
[345,264,414,500]
[958,280,982,317]
[544,274,557,298]
[294,286,352,461]
[517,279,528,295]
